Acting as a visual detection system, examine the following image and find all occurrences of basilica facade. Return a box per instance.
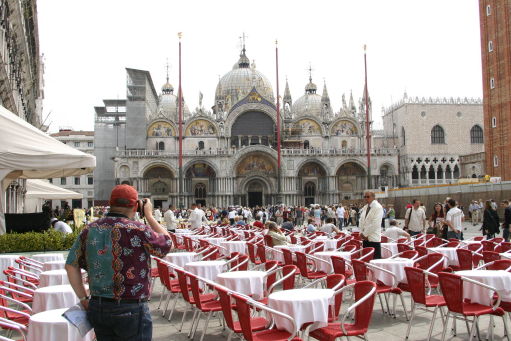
[99,46,398,208]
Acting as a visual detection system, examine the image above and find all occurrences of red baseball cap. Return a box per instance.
[109,184,138,207]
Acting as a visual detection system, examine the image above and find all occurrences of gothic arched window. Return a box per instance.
[431,125,445,144]
[470,125,483,144]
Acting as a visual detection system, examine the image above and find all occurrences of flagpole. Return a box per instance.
[275,40,282,204]
[178,32,184,208]
[364,44,372,190]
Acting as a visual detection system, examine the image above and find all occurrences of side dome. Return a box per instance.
[215,47,274,109]
[292,78,322,117]
[158,89,191,119]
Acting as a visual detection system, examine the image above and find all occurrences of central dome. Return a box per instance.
[215,48,274,107]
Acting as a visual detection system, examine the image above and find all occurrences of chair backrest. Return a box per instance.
[215,285,236,331]
[455,248,473,270]
[415,245,428,257]
[183,236,194,252]
[344,245,357,252]
[482,240,496,252]
[404,267,427,304]
[231,254,249,271]
[246,243,259,264]
[399,250,418,259]
[351,259,368,281]
[397,243,411,253]
[438,272,464,314]
[499,242,511,252]
[0,317,27,340]
[444,241,460,248]
[174,268,192,303]
[467,243,482,253]
[170,233,180,248]
[294,252,309,277]
[486,259,511,270]
[327,274,345,318]
[156,259,172,289]
[282,248,294,266]
[359,247,375,262]
[232,293,257,341]
[256,244,267,263]
[331,256,347,276]
[351,281,377,332]
[263,234,274,248]
[426,238,444,248]
[427,253,444,273]
[289,235,297,244]
[265,261,278,291]
[413,239,425,248]
[281,265,298,290]
[397,238,408,244]
[380,236,389,243]
[473,236,485,241]
[491,237,504,244]
[482,251,500,264]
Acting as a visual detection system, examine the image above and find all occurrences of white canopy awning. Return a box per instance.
[25,179,83,200]
[0,105,96,233]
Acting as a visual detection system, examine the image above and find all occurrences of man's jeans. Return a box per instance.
[447,231,461,240]
[409,230,422,237]
[88,299,152,341]
[503,228,510,242]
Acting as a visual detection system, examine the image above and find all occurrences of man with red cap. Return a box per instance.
[65,184,171,341]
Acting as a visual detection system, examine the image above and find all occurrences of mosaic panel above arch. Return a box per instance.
[298,162,326,177]
[236,154,276,176]
[294,119,321,135]
[185,119,216,136]
[331,120,358,136]
[147,121,174,137]
[185,163,216,178]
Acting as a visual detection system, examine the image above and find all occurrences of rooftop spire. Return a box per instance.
[305,63,317,94]
[162,58,174,94]
[283,77,292,102]
[237,33,250,68]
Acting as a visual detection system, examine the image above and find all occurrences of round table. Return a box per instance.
[27,308,95,341]
[220,241,247,256]
[184,260,227,282]
[31,253,65,263]
[216,271,267,299]
[313,237,338,251]
[456,270,511,305]
[369,258,415,286]
[313,251,352,273]
[43,261,66,272]
[0,254,20,281]
[381,243,399,259]
[268,288,334,333]
[32,285,82,313]
[202,237,226,246]
[273,245,307,263]
[39,269,71,288]
[428,247,459,267]
[164,252,199,272]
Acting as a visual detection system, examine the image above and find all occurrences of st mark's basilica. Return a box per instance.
[94,45,401,208]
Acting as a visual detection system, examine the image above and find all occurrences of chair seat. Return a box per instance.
[305,271,327,279]
[199,300,222,312]
[500,301,511,312]
[375,283,401,295]
[423,295,446,307]
[189,293,217,305]
[232,317,267,333]
[310,322,368,341]
[151,268,160,277]
[462,303,505,317]
[252,328,303,341]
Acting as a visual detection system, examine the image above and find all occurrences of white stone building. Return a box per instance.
[382,94,484,187]
[49,129,94,209]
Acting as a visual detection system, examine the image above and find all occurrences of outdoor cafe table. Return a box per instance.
[42,260,66,272]
[369,258,415,286]
[31,253,64,263]
[313,251,352,273]
[381,243,399,259]
[220,240,247,256]
[27,308,95,341]
[32,284,82,313]
[184,260,227,282]
[312,236,338,251]
[428,247,459,267]
[500,252,511,260]
[39,269,71,287]
[268,288,334,333]
[175,229,193,234]
[164,252,199,272]
[0,254,20,280]
[202,237,226,246]
[272,244,308,263]
[216,270,267,300]
[456,270,511,305]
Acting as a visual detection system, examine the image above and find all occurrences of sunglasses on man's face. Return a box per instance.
[363,196,371,198]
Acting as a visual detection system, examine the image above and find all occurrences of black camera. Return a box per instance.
[137,199,147,218]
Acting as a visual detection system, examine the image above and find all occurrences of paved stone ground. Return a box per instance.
[150,221,510,341]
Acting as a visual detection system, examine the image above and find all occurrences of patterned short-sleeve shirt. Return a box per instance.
[66,214,171,300]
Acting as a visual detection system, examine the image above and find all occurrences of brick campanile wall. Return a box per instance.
[479,0,511,180]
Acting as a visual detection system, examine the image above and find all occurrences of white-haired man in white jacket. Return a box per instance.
[359,191,384,259]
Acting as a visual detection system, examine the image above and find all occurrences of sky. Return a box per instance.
[38,0,483,132]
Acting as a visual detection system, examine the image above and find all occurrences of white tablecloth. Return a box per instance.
[313,237,338,251]
[457,270,511,305]
[313,251,352,273]
[164,252,199,270]
[370,258,415,286]
[202,237,226,246]
[27,308,95,341]
[32,285,81,313]
[175,229,193,234]
[428,247,459,267]
[0,254,20,281]
[268,288,334,333]
[273,244,308,263]
[184,260,227,282]
[217,271,267,299]
[500,253,511,260]
[381,243,399,259]
[31,254,65,263]
[42,261,66,272]
[220,241,247,256]
[39,269,71,288]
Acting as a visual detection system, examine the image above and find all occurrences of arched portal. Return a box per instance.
[245,179,267,207]
[142,166,174,207]
[336,162,366,198]
[298,161,327,205]
[185,163,217,206]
